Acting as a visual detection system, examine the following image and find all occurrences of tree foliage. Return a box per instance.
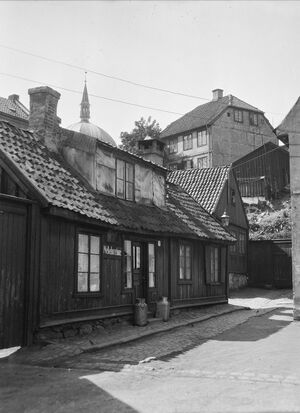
[119,116,162,155]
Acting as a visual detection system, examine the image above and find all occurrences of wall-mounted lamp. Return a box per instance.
[221,210,230,227]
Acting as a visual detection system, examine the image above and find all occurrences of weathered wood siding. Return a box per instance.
[0,198,28,348]
[170,239,227,307]
[39,216,169,324]
[233,144,289,198]
[248,239,292,288]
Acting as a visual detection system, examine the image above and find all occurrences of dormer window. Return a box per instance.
[116,159,134,201]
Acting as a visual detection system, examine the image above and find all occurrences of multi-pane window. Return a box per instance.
[184,159,193,170]
[124,240,133,289]
[148,243,156,288]
[169,138,178,154]
[205,246,219,284]
[197,156,208,169]
[77,233,101,293]
[234,110,243,123]
[179,243,192,280]
[183,134,193,151]
[197,130,208,147]
[249,112,258,126]
[116,159,134,201]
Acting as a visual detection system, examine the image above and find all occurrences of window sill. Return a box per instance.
[122,288,134,294]
[73,292,103,298]
[206,282,222,286]
[178,279,192,285]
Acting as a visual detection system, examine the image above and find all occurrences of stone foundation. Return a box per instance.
[229,273,248,290]
[35,316,132,343]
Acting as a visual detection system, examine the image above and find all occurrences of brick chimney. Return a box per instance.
[28,86,61,152]
[138,136,165,166]
[212,89,223,101]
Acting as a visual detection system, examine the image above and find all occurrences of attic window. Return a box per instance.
[234,110,243,123]
[116,159,134,201]
[249,112,258,126]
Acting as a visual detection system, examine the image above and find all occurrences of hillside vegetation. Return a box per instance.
[247,192,291,240]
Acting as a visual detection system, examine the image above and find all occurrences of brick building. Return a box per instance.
[160,89,278,170]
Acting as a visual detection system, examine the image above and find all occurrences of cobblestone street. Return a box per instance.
[1,288,297,413]
[58,309,260,371]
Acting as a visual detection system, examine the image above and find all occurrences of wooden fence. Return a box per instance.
[248,239,292,289]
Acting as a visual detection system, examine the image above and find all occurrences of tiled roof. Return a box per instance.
[0,120,232,242]
[160,95,263,138]
[0,97,29,121]
[167,183,235,242]
[168,166,230,214]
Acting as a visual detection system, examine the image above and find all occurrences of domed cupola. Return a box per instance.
[68,80,117,147]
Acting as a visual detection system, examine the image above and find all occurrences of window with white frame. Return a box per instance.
[179,243,192,280]
[77,233,101,293]
[148,243,156,288]
[116,159,134,201]
[183,134,193,150]
[197,130,208,147]
[169,138,178,154]
[124,240,133,289]
[234,110,243,123]
[197,156,208,169]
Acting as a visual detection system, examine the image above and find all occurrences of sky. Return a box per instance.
[0,1,300,145]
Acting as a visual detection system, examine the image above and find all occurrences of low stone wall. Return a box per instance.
[229,273,248,290]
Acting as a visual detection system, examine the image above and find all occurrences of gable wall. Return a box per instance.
[211,108,278,167]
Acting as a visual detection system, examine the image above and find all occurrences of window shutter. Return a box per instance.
[205,246,211,284]
[220,247,227,283]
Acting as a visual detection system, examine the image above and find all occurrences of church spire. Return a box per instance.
[80,74,90,122]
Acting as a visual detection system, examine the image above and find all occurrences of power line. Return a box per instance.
[0,72,187,116]
[0,44,288,119]
[0,44,209,101]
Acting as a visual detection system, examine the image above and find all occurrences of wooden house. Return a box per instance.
[160,89,278,170]
[168,166,248,289]
[0,85,234,349]
[232,142,289,201]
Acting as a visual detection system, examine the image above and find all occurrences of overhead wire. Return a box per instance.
[0,71,292,136]
[0,44,210,101]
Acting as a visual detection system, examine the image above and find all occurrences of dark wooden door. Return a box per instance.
[132,242,146,300]
[0,200,28,348]
[273,243,292,289]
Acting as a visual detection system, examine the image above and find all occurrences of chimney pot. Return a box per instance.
[212,89,224,101]
[8,94,19,102]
